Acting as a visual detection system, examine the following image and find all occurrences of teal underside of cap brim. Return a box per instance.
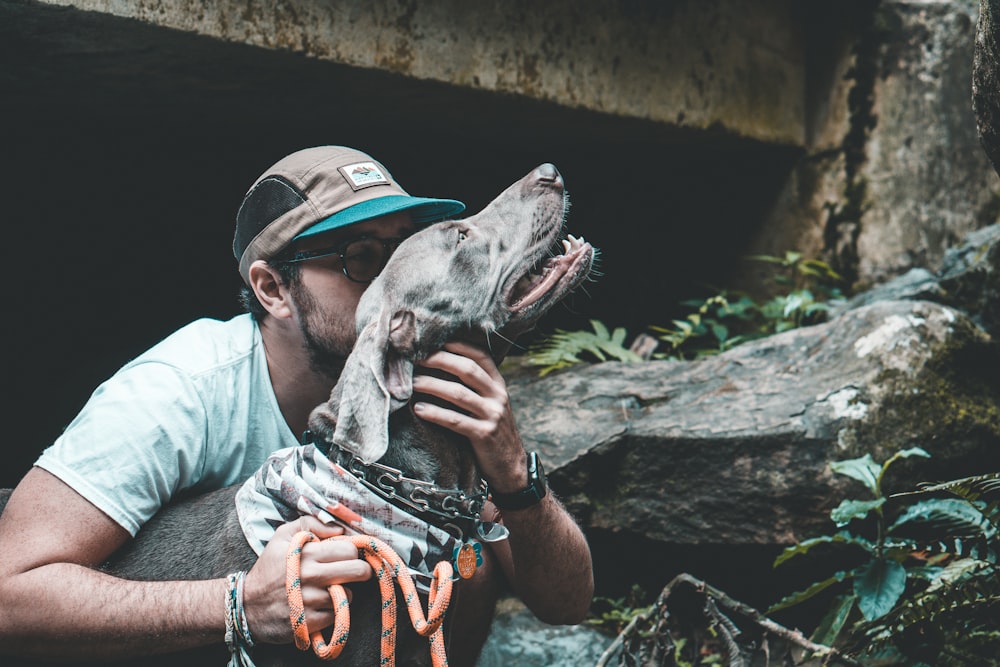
[294,195,466,241]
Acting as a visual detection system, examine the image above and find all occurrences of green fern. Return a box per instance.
[771,453,1000,662]
[526,249,844,374]
[860,561,1000,650]
[908,473,1000,536]
[525,320,641,377]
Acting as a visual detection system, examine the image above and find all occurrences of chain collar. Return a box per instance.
[305,431,489,531]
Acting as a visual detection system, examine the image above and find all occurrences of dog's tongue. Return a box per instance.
[509,234,590,312]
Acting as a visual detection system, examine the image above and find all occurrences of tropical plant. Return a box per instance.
[650,287,837,361]
[647,291,828,361]
[524,251,846,374]
[585,584,649,635]
[770,450,1000,664]
[745,250,845,298]
[525,319,642,376]
[649,293,758,360]
[856,473,1000,664]
[651,253,845,361]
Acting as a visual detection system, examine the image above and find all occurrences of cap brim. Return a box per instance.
[293,195,466,241]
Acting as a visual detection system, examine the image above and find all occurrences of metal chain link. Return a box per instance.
[342,452,488,523]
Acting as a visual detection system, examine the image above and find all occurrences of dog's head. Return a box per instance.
[309,163,595,463]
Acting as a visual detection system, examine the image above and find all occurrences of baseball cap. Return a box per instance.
[233,146,466,282]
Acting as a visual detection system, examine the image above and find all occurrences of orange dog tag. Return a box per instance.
[453,542,482,579]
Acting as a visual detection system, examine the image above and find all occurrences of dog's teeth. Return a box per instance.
[565,234,587,251]
[562,239,572,254]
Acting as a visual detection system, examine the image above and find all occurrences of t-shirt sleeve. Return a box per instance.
[36,360,210,536]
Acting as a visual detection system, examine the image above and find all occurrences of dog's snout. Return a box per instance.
[534,163,562,187]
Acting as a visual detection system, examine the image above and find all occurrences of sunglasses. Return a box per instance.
[282,235,407,283]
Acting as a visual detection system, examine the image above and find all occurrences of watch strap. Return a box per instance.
[491,451,547,510]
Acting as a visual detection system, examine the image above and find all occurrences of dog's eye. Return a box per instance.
[457,230,468,243]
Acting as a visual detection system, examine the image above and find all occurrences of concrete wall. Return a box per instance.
[43,0,808,146]
[743,0,1000,291]
[856,0,999,286]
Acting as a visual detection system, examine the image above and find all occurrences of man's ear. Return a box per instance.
[247,260,293,319]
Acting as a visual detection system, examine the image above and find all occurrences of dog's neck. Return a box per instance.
[310,424,488,538]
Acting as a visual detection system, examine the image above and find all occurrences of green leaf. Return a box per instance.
[590,319,610,339]
[783,293,805,318]
[724,296,758,319]
[609,326,627,347]
[879,447,931,483]
[768,571,851,614]
[674,319,693,335]
[924,557,990,593]
[744,253,788,265]
[888,497,993,537]
[810,593,857,647]
[710,322,728,344]
[854,558,907,620]
[526,321,641,376]
[831,454,881,495]
[805,302,830,316]
[775,320,797,333]
[831,498,886,526]
[773,531,875,567]
[799,258,844,282]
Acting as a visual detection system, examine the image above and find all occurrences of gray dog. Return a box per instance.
[1,163,595,666]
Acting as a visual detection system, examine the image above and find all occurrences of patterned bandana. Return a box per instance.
[235,445,501,591]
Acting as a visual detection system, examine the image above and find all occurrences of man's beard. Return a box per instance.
[291,282,351,381]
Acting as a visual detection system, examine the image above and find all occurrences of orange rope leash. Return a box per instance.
[285,531,454,666]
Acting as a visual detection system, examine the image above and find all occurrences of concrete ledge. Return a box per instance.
[41,0,807,145]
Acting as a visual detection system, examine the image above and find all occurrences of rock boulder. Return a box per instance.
[508,299,999,553]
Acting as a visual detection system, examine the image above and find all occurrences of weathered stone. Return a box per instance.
[974,0,1000,176]
[938,222,1000,337]
[478,598,611,667]
[835,222,1000,337]
[743,1,999,295]
[836,267,944,310]
[38,0,807,145]
[508,300,1000,549]
[854,0,1000,287]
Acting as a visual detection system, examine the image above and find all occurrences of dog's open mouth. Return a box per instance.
[507,234,594,318]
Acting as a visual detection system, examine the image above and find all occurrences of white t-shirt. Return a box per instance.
[36,314,300,536]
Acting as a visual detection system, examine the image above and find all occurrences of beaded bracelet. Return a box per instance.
[225,571,256,667]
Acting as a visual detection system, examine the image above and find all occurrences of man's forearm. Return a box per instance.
[500,494,594,624]
[0,563,225,660]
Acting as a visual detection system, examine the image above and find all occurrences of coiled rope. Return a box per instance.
[285,531,453,666]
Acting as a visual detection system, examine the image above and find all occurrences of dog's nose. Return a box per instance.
[535,163,562,186]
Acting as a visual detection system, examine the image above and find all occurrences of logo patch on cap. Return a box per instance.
[339,162,390,191]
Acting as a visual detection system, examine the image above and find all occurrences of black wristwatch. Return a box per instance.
[491,451,547,510]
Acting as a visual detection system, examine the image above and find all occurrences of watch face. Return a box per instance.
[529,452,547,498]
[534,455,545,483]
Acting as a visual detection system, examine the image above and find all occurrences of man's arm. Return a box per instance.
[412,341,594,624]
[0,467,370,660]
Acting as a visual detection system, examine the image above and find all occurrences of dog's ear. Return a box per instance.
[308,308,417,463]
[386,309,417,400]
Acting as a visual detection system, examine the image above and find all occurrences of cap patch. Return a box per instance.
[339,162,390,191]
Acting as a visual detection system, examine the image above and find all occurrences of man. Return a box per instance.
[0,146,594,663]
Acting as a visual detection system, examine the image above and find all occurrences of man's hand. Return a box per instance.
[244,517,372,644]
[410,340,595,625]
[411,341,528,493]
